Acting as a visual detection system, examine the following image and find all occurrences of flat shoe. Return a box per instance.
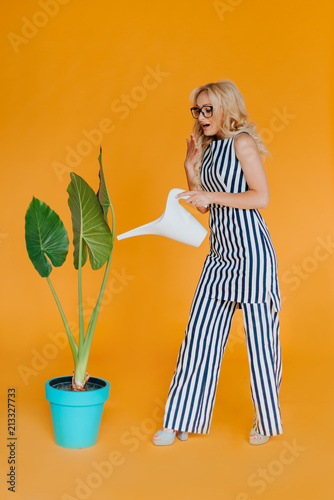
[249,427,270,446]
[177,431,188,441]
[152,429,176,446]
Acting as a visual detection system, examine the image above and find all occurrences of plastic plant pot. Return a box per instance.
[45,376,110,449]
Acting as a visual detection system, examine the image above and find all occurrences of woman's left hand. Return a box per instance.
[176,190,213,208]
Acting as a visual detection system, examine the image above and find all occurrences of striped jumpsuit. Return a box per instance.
[163,132,283,436]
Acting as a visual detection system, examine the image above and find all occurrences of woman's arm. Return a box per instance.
[183,134,209,214]
[178,133,269,210]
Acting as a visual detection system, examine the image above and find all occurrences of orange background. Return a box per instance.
[1,1,334,499]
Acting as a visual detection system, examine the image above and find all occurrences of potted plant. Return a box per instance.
[24,148,115,448]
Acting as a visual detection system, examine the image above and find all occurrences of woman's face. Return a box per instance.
[196,90,224,138]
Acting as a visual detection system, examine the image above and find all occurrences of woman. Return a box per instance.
[153,79,283,446]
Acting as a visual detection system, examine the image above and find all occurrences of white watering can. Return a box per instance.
[116,188,207,247]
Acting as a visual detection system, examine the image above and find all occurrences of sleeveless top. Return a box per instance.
[197,132,281,311]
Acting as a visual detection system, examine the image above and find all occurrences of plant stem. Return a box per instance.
[73,203,115,386]
[75,230,85,383]
[83,255,112,356]
[81,204,115,371]
[46,277,78,363]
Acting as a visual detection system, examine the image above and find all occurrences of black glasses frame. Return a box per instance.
[190,105,214,119]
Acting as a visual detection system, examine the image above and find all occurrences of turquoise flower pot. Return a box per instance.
[45,376,110,449]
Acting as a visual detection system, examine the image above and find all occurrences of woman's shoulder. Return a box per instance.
[234,132,257,155]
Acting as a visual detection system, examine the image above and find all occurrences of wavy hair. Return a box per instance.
[190,79,269,189]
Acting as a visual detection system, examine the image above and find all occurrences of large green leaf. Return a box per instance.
[67,173,113,270]
[96,147,112,224]
[25,197,69,278]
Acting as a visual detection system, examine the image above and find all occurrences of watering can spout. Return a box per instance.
[117,216,163,239]
[117,188,207,247]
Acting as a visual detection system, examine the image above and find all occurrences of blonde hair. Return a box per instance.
[190,79,268,188]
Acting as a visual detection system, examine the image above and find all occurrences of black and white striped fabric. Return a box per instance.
[163,297,283,435]
[162,133,283,436]
[199,133,281,311]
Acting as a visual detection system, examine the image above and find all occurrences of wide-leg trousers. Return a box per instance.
[162,292,283,436]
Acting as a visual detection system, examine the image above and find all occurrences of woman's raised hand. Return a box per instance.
[182,134,209,214]
[184,134,199,170]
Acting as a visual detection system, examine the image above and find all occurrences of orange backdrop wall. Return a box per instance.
[1,1,334,499]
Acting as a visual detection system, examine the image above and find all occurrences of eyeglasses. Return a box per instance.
[190,105,213,119]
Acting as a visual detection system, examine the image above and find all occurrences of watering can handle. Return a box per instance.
[176,194,208,208]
